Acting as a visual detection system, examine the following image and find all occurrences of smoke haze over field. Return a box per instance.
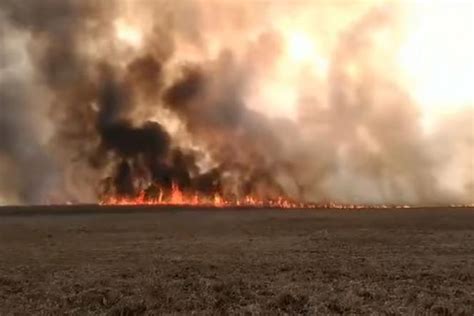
[0,0,473,205]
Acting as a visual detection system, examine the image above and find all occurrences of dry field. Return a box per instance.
[0,206,473,315]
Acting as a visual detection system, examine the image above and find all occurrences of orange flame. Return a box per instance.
[99,182,450,209]
[100,182,320,208]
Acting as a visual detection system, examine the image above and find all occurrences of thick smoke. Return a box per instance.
[0,14,56,204]
[0,0,472,205]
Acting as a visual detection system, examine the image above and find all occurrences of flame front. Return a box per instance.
[100,182,317,208]
[100,183,441,209]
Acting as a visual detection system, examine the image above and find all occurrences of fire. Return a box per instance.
[100,183,440,209]
[100,182,318,208]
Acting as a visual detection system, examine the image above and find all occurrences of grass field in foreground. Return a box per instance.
[0,207,473,314]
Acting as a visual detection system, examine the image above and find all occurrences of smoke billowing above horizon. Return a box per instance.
[0,0,473,206]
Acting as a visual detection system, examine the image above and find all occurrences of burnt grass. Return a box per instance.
[0,207,473,315]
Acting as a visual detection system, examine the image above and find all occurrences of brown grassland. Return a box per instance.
[0,206,473,315]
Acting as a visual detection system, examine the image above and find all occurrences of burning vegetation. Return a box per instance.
[0,0,473,206]
[100,182,314,208]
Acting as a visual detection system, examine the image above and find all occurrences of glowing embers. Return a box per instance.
[100,183,317,208]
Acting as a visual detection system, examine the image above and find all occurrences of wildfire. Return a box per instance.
[100,183,318,208]
[100,183,422,209]
[92,1,474,209]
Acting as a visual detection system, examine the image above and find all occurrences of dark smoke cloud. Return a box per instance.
[1,0,119,202]
[0,0,472,205]
[162,50,297,198]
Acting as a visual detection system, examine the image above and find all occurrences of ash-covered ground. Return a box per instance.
[0,207,473,315]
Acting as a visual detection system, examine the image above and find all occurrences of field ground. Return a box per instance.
[0,206,473,315]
